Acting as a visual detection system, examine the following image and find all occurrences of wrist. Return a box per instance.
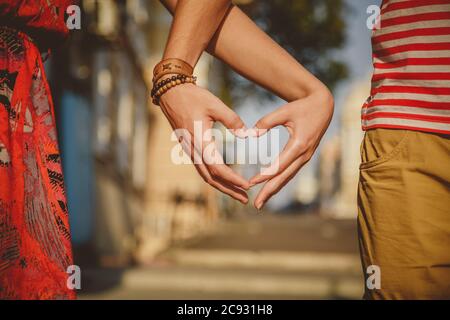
[309,84,335,112]
[288,70,330,102]
[153,58,194,83]
[159,82,196,105]
[151,58,196,105]
[162,52,198,69]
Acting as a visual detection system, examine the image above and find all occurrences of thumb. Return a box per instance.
[251,108,287,137]
[214,105,248,138]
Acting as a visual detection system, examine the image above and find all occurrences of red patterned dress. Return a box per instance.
[0,1,76,299]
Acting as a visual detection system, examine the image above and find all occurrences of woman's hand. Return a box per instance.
[158,0,335,207]
[159,83,250,204]
[249,87,334,210]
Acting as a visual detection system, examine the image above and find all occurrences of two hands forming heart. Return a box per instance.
[159,82,334,210]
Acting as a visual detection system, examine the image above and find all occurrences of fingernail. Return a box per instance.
[233,126,248,139]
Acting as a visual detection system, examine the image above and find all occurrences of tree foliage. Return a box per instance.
[221,0,349,103]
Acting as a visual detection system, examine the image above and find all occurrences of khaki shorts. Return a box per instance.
[358,128,450,299]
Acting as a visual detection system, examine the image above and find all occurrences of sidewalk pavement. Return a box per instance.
[78,212,364,300]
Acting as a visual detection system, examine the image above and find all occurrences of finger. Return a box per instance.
[208,162,250,190]
[176,130,196,163]
[203,145,250,190]
[251,108,288,137]
[189,139,249,203]
[214,106,247,138]
[254,155,308,210]
[249,137,304,186]
[210,176,249,204]
[193,162,248,204]
[164,115,248,202]
[201,129,250,190]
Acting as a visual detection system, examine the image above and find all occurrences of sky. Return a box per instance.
[236,0,382,211]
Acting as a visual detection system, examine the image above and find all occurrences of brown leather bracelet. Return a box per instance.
[153,58,194,84]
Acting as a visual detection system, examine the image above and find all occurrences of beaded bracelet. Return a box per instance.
[151,73,197,106]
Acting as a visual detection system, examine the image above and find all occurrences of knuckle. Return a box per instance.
[294,138,314,154]
[295,140,308,152]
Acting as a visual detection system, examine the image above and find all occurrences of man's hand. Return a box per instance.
[249,87,334,210]
[160,83,250,204]
[159,0,335,207]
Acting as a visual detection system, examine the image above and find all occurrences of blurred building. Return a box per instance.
[319,76,370,219]
[50,0,219,267]
[318,135,341,213]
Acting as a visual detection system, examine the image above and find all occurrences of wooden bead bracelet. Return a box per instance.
[151,73,197,106]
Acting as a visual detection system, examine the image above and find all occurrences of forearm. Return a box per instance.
[162,0,232,67]
[160,1,328,102]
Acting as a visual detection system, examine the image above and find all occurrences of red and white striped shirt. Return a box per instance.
[362,0,450,135]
